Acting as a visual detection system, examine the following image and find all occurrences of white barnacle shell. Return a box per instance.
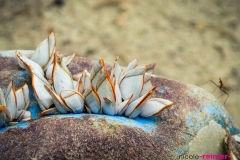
[96,67,116,116]
[15,84,30,111]
[73,70,91,94]
[44,85,70,114]
[14,83,31,122]
[84,84,101,114]
[115,94,133,116]
[0,81,31,127]
[40,52,84,116]
[110,56,122,84]
[16,51,53,111]
[0,89,11,122]
[110,57,122,105]
[119,64,146,102]
[52,53,74,95]
[139,73,153,96]
[39,107,59,116]
[124,86,156,118]
[46,53,76,81]
[60,90,84,113]
[90,59,105,89]
[140,98,174,117]
[16,110,31,122]
[120,59,138,76]
[16,52,44,77]
[15,32,56,111]
[30,32,56,71]
[5,81,17,121]
[61,53,76,75]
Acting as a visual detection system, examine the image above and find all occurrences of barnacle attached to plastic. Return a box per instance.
[15,32,174,119]
[0,82,31,128]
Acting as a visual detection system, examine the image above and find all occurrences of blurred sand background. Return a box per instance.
[0,0,239,126]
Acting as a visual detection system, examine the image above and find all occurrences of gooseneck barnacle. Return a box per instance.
[0,32,174,128]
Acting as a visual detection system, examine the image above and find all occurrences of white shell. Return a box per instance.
[45,63,53,80]
[74,70,91,94]
[96,68,115,116]
[121,59,137,76]
[32,72,53,110]
[81,70,91,92]
[115,94,133,115]
[60,90,84,113]
[52,53,74,95]
[110,56,122,84]
[16,51,53,111]
[140,98,174,117]
[16,52,44,76]
[20,110,31,121]
[140,73,153,96]
[31,32,55,71]
[125,87,155,118]
[90,59,104,89]
[61,53,75,75]
[44,85,70,114]
[72,72,82,81]
[39,107,59,116]
[119,66,146,102]
[0,89,11,122]
[84,85,101,114]
[5,81,17,121]
[15,84,29,111]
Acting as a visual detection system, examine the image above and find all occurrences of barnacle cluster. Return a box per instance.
[0,32,174,128]
[0,82,31,128]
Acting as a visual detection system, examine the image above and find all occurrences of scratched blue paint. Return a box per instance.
[0,50,33,57]
[180,132,193,139]
[46,114,156,132]
[203,104,240,134]
[134,116,157,129]
[28,101,41,119]
[0,52,11,57]
[157,86,170,94]
[185,103,240,135]
[12,70,31,92]
[0,113,157,133]
[185,87,240,135]
[12,122,29,129]
[26,87,42,119]
[0,122,29,133]
[175,148,187,156]
[16,70,27,77]
[13,70,31,81]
